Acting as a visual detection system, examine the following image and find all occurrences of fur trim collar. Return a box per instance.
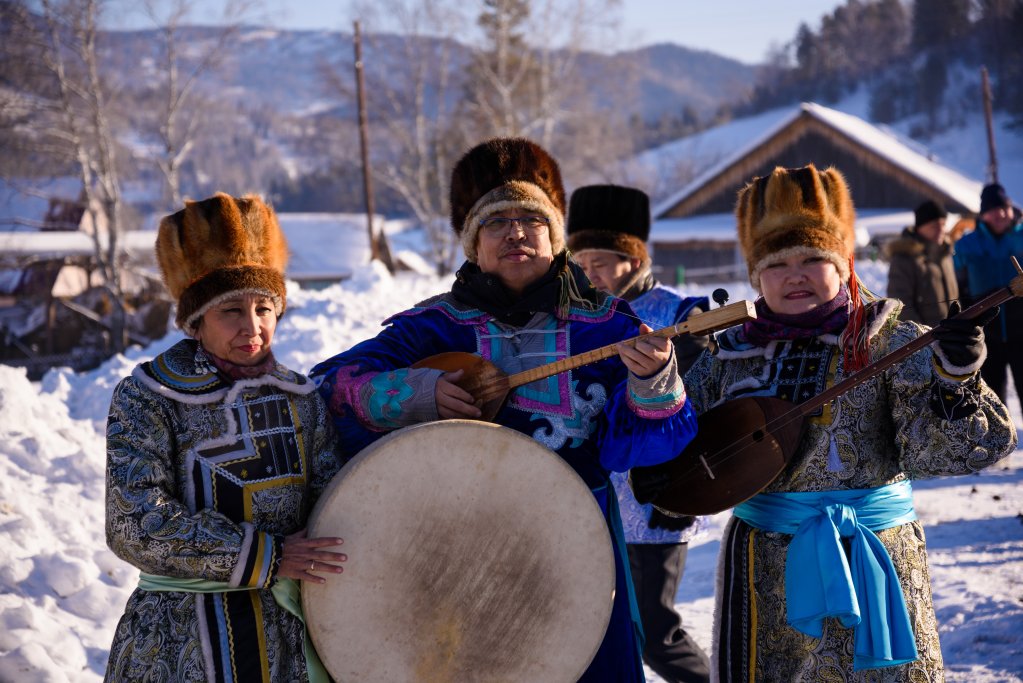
[133,339,313,404]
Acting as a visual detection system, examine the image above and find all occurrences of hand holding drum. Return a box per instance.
[277,530,346,584]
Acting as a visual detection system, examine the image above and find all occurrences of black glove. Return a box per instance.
[932,300,999,369]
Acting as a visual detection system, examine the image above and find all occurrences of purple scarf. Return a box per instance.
[743,287,850,345]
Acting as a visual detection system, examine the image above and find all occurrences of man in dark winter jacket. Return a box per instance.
[568,184,711,683]
[885,199,958,327]
[954,183,1023,416]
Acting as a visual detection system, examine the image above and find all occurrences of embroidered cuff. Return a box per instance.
[929,341,985,379]
[231,526,281,589]
[627,348,686,418]
[357,367,442,429]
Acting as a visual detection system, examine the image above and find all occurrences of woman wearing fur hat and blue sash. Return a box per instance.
[683,166,1016,681]
[311,138,698,682]
[104,194,346,682]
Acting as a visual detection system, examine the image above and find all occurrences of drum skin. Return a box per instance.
[303,419,616,682]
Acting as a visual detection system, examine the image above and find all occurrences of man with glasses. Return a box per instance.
[312,138,698,682]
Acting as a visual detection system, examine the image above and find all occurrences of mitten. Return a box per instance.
[931,300,999,371]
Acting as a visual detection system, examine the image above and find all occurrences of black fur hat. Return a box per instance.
[566,184,650,261]
[449,138,566,262]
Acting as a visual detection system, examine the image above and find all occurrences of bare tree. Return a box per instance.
[463,0,623,151]
[335,0,470,274]
[138,0,258,207]
[39,0,125,296]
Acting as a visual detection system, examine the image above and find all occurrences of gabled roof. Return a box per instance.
[649,102,983,218]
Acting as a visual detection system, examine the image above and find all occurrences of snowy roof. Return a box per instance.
[650,208,921,247]
[0,230,158,260]
[646,102,984,217]
[0,213,400,281]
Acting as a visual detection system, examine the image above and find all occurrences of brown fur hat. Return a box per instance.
[449,138,566,262]
[155,192,288,332]
[566,184,650,262]
[736,165,855,290]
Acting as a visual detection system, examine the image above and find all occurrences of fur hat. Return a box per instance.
[449,138,566,262]
[913,199,947,228]
[980,183,1011,214]
[155,192,288,332]
[566,184,650,262]
[736,164,856,290]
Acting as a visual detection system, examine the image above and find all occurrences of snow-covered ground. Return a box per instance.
[1,262,1020,682]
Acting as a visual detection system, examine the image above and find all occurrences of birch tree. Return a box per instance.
[137,0,257,207]
[336,0,469,274]
[39,0,125,295]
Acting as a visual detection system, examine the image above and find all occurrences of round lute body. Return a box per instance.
[630,396,804,515]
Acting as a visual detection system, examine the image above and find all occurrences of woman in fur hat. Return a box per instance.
[104,193,346,682]
[681,165,1016,681]
[311,138,698,682]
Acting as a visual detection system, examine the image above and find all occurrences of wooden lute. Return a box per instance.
[631,259,1023,517]
[411,300,757,421]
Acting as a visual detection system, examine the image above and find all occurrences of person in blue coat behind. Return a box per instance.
[568,184,711,683]
[954,182,1023,416]
[311,138,698,682]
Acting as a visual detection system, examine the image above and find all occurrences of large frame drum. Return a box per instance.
[303,419,616,682]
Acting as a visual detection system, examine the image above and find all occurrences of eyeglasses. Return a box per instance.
[479,215,549,236]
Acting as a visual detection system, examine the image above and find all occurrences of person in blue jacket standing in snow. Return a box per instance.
[954,182,1023,417]
[311,137,698,682]
[568,184,711,683]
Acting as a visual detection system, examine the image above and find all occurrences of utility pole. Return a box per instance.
[353,21,394,271]
[981,66,999,184]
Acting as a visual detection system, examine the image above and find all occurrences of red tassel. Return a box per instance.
[843,255,870,373]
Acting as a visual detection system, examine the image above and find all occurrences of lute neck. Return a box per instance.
[795,281,1019,418]
[505,300,756,390]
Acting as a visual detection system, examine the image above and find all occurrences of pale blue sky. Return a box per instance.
[111,1,849,65]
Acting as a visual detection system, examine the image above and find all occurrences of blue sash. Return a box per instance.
[138,574,328,683]
[733,480,919,671]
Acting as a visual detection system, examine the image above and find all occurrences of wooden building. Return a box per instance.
[644,102,983,284]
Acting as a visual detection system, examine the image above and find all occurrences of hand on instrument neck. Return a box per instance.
[617,323,672,377]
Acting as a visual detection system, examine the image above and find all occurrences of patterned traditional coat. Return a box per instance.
[104,339,343,683]
[311,289,698,683]
[683,299,1016,682]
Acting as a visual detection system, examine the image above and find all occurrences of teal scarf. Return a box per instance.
[733,481,919,671]
[138,574,329,683]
